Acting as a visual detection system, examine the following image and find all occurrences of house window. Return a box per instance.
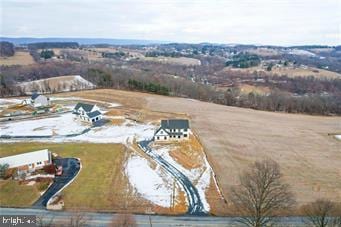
[157,136,160,140]
[178,135,181,139]
[37,161,42,165]
[164,136,167,140]
[184,134,188,137]
[92,119,95,122]
[184,128,188,132]
[96,117,99,121]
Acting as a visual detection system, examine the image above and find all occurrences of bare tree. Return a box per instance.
[303,199,338,227]
[109,213,137,227]
[230,159,295,227]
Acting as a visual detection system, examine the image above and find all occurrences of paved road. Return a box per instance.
[0,208,307,226]
[139,140,206,215]
[33,158,80,208]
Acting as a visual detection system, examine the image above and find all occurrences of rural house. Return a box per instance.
[73,102,102,123]
[30,93,51,107]
[0,149,52,172]
[154,119,190,142]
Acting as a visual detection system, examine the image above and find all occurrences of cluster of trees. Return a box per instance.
[40,50,55,59]
[225,53,261,68]
[145,51,183,58]
[102,51,126,58]
[220,88,341,115]
[128,79,170,95]
[0,41,15,57]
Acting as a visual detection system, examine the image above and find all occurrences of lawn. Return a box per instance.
[0,180,42,207]
[0,143,126,210]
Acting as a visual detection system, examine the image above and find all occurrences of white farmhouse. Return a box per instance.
[0,149,52,172]
[30,93,51,107]
[154,119,190,142]
[73,102,102,123]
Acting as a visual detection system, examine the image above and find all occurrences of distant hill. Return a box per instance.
[0,37,168,46]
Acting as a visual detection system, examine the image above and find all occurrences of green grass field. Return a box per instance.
[0,143,126,209]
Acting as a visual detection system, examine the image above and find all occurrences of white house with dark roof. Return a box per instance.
[0,149,52,172]
[154,119,190,142]
[30,93,51,107]
[73,102,102,123]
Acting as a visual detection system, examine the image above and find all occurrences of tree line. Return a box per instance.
[1,60,340,115]
[0,41,15,57]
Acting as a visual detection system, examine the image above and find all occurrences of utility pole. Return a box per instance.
[172,178,176,211]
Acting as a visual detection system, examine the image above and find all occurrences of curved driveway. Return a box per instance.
[33,158,80,208]
[139,140,206,215]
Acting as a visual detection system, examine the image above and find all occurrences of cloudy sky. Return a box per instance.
[1,0,340,45]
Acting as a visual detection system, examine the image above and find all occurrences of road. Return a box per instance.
[0,208,307,226]
[33,158,80,208]
[138,140,206,215]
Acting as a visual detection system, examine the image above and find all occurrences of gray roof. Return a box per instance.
[86,110,102,118]
[161,119,189,129]
[31,93,40,100]
[74,102,95,112]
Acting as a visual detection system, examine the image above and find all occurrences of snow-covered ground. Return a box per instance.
[61,120,155,144]
[0,98,23,105]
[287,49,316,57]
[0,113,89,137]
[152,145,215,212]
[125,155,177,207]
[0,113,155,143]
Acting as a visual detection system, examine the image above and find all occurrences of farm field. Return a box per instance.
[143,56,201,66]
[226,65,341,79]
[0,51,35,66]
[57,89,341,208]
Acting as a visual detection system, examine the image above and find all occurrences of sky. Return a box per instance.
[1,0,340,46]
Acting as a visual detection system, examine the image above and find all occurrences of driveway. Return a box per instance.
[138,140,206,215]
[33,158,80,208]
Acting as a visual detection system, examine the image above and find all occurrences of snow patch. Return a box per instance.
[17,75,95,94]
[125,155,174,207]
[0,98,23,105]
[0,113,88,137]
[335,135,341,140]
[153,146,212,211]
[0,116,155,143]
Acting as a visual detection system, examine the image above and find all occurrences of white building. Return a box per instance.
[0,149,52,172]
[73,102,102,123]
[154,119,190,142]
[30,93,51,107]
